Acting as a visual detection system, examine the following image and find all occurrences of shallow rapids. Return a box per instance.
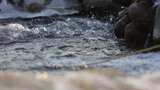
[0,16,159,76]
[0,17,124,72]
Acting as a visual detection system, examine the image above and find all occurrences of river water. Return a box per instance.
[0,0,160,76]
[0,16,160,76]
[0,16,125,71]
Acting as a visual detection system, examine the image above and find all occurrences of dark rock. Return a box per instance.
[124,22,147,48]
[114,0,154,48]
[114,15,130,38]
[79,0,121,16]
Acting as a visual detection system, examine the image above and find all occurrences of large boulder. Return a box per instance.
[114,0,154,48]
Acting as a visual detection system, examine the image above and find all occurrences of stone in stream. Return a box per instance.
[114,0,154,48]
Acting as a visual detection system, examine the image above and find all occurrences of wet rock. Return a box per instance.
[114,15,129,38]
[80,0,121,16]
[114,0,154,48]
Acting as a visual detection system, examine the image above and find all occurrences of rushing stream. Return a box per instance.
[0,16,160,76]
[0,0,159,76]
[0,17,125,71]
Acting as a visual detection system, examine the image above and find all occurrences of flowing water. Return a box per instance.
[0,16,126,72]
[0,16,160,76]
[0,0,160,76]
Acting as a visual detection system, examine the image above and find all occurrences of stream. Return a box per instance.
[0,0,159,76]
[0,16,124,72]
